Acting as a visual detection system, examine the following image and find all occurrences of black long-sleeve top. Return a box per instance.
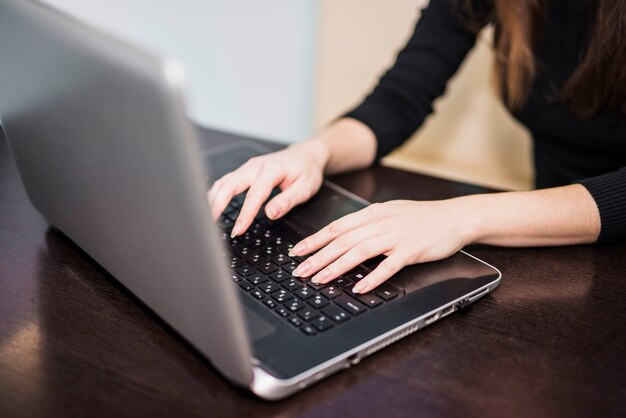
[345,0,626,243]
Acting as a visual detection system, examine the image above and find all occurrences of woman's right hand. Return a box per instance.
[208,140,330,237]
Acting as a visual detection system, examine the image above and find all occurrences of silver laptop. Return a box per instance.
[0,0,501,400]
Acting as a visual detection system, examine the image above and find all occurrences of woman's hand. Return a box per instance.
[289,199,475,294]
[208,118,377,238]
[287,183,602,295]
[208,140,329,237]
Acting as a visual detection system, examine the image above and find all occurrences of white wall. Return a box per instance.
[42,0,318,143]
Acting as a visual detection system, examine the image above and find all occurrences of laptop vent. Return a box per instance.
[364,323,420,357]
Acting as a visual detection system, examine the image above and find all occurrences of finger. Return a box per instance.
[292,224,381,279]
[290,207,372,257]
[208,169,244,203]
[207,179,222,205]
[352,252,408,294]
[210,175,248,220]
[310,238,391,284]
[232,164,284,237]
[209,174,253,221]
[209,155,265,217]
[264,175,316,220]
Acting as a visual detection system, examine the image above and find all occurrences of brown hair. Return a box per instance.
[464,0,626,118]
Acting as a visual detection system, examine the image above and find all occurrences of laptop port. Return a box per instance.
[441,305,455,317]
[346,353,360,367]
[424,312,440,325]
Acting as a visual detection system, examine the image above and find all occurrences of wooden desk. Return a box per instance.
[1,127,625,417]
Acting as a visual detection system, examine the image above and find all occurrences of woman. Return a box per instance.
[208,0,625,295]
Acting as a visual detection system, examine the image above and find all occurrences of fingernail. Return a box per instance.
[230,222,241,238]
[265,205,279,220]
[289,242,305,257]
[352,283,365,294]
[311,268,330,284]
[292,261,310,277]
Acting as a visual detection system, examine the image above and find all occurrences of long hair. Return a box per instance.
[463,0,626,118]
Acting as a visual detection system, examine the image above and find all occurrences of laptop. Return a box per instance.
[0,0,501,400]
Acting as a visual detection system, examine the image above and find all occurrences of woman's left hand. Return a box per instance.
[289,199,475,294]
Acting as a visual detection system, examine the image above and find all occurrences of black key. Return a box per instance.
[310,315,334,332]
[354,293,384,308]
[248,254,266,267]
[283,261,298,274]
[270,253,290,266]
[260,245,275,257]
[332,277,354,287]
[309,294,330,309]
[272,289,293,303]
[229,239,244,251]
[263,298,278,309]
[246,274,268,285]
[230,274,242,283]
[294,286,315,299]
[251,289,265,300]
[322,304,351,323]
[277,242,295,254]
[335,295,368,315]
[231,194,245,207]
[307,280,328,291]
[269,269,289,283]
[229,257,245,269]
[258,261,278,274]
[298,307,319,321]
[321,285,343,299]
[273,224,304,244]
[375,283,401,301]
[288,316,303,327]
[275,306,290,317]
[238,281,254,291]
[301,324,317,336]
[260,228,274,240]
[363,255,385,269]
[260,281,281,294]
[224,207,237,219]
[239,232,254,244]
[282,279,303,291]
[235,246,254,258]
[235,264,256,277]
[255,214,273,227]
[270,235,289,248]
[218,217,234,229]
[249,223,265,235]
[285,298,306,312]
[346,269,367,282]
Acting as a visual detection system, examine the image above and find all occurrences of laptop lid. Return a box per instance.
[0,0,254,386]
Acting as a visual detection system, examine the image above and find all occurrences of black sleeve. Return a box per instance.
[344,0,491,160]
[577,167,626,243]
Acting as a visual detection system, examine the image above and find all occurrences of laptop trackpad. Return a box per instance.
[243,306,276,341]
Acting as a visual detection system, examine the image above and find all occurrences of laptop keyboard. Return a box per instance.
[217,193,403,336]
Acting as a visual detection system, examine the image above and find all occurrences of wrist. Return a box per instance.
[447,195,488,246]
[315,118,377,174]
[290,139,331,172]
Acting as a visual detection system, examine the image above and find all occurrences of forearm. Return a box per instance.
[458,184,601,247]
[302,117,377,175]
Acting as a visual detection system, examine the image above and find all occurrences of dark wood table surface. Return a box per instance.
[1,127,625,418]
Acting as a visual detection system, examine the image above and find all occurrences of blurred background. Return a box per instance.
[42,0,533,191]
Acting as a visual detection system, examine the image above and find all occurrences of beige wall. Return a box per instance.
[315,0,534,191]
